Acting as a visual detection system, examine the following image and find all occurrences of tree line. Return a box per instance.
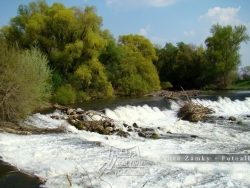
[0,0,249,121]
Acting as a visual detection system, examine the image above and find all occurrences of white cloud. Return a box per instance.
[139,28,147,36]
[106,0,179,10]
[184,30,196,37]
[200,6,241,25]
[138,25,151,36]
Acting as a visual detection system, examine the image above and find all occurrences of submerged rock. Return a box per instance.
[127,128,133,132]
[229,116,236,121]
[190,135,198,138]
[117,130,130,138]
[123,123,128,127]
[133,123,139,128]
[138,132,146,138]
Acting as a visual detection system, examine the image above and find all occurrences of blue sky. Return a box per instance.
[0,0,250,67]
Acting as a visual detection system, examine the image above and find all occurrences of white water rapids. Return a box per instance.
[1,97,250,187]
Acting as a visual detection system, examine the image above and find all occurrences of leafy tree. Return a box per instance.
[0,40,52,121]
[1,0,112,101]
[240,66,250,80]
[2,1,106,77]
[116,35,161,95]
[155,42,207,89]
[205,24,250,88]
[174,43,207,88]
[99,30,124,89]
[75,58,113,98]
[118,34,158,61]
[154,43,178,84]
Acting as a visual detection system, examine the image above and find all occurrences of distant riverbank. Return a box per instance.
[227,79,250,90]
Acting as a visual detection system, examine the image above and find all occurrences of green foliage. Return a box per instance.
[155,42,207,89]
[75,58,113,98]
[161,82,173,90]
[205,24,250,89]
[51,40,83,77]
[1,1,106,80]
[154,43,178,83]
[116,35,161,95]
[53,84,76,105]
[228,79,250,90]
[76,91,91,101]
[118,34,158,61]
[99,35,123,89]
[0,40,52,121]
[154,24,249,89]
[3,1,249,98]
[51,71,63,91]
[1,0,115,99]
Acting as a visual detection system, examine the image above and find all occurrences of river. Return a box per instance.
[0,90,250,188]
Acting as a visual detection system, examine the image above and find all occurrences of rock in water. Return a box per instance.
[229,116,236,121]
[133,123,139,128]
[138,132,146,138]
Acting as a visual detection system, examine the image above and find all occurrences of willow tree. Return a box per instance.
[1,0,113,101]
[117,34,161,95]
[99,30,124,89]
[205,24,250,88]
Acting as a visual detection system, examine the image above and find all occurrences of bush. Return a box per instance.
[77,91,91,101]
[161,81,173,90]
[0,43,52,121]
[53,84,76,105]
[52,72,63,91]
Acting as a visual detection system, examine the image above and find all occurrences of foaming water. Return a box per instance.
[194,97,250,117]
[1,96,250,187]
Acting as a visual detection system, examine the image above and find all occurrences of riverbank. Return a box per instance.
[227,79,250,90]
[0,121,65,135]
[0,159,45,188]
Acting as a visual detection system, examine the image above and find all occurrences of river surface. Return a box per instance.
[1,90,250,188]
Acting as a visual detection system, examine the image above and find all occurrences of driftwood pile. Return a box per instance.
[177,102,214,122]
[176,88,214,122]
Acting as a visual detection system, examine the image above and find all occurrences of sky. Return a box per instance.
[0,0,250,67]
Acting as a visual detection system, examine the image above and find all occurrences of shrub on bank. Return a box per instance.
[161,81,173,90]
[53,84,76,105]
[0,41,52,121]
